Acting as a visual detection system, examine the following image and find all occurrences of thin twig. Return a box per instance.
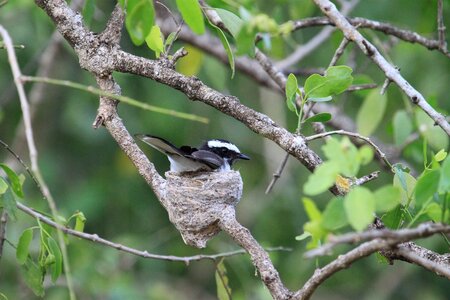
[20,76,208,124]
[0,210,7,260]
[437,0,447,51]
[0,25,76,300]
[352,171,380,186]
[265,153,290,194]
[329,37,350,67]
[306,130,393,168]
[16,201,290,264]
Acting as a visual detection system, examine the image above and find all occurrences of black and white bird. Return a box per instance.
[135,134,250,173]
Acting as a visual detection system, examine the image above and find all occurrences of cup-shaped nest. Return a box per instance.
[163,170,243,248]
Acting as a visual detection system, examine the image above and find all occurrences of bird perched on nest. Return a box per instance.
[135,134,250,173]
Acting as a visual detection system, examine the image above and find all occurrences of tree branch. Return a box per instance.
[312,0,450,136]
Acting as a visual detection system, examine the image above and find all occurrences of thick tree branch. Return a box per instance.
[304,222,450,258]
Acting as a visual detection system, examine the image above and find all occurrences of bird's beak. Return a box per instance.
[238,153,250,160]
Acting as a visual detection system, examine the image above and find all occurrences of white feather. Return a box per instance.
[207,140,240,153]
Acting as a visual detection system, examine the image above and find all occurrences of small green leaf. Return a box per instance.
[416,109,449,151]
[322,137,360,177]
[125,0,155,45]
[0,177,8,194]
[415,170,440,206]
[164,32,177,50]
[308,96,333,102]
[215,27,235,78]
[439,156,450,193]
[381,205,403,229]
[145,25,164,58]
[393,169,416,206]
[295,231,312,241]
[236,24,256,56]
[393,110,413,146]
[358,145,374,165]
[302,197,322,221]
[21,261,44,297]
[16,228,34,265]
[356,88,387,136]
[44,253,55,266]
[47,237,62,283]
[285,74,298,113]
[82,0,95,26]
[176,0,205,34]
[214,8,244,37]
[215,260,232,300]
[0,188,17,221]
[0,163,24,198]
[304,161,340,195]
[322,197,348,230]
[344,187,376,232]
[434,149,447,162]
[304,112,332,124]
[304,65,353,99]
[374,186,401,213]
[426,202,442,222]
[75,212,86,232]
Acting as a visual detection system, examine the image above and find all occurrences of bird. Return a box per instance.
[135,134,250,173]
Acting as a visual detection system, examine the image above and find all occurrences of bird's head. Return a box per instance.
[201,139,250,166]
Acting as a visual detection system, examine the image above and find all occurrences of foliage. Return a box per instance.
[0,0,449,299]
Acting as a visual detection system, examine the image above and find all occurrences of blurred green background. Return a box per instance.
[0,0,449,299]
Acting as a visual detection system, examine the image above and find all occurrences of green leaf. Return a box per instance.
[0,163,24,198]
[393,110,413,146]
[434,149,447,162]
[416,109,449,151]
[215,260,232,300]
[439,156,450,193]
[304,65,353,100]
[303,220,325,249]
[322,137,360,177]
[214,8,244,37]
[302,197,322,221]
[145,25,164,58]
[21,260,44,297]
[0,188,17,221]
[358,145,374,165]
[303,161,340,195]
[322,197,348,230]
[235,24,256,56]
[426,202,442,222]
[175,0,205,34]
[356,88,387,136]
[16,228,34,265]
[393,169,416,206]
[344,187,376,232]
[415,170,440,206]
[75,212,86,232]
[47,237,62,283]
[285,73,298,113]
[374,185,401,212]
[125,0,155,46]
[164,32,177,50]
[295,231,312,241]
[214,27,235,78]
[381,205,403,229]
[307,96,333,102]
[82,0,95,26]
[0,177,7,194]
[304,112,332,124]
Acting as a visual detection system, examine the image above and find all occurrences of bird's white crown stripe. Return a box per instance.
[207,140,240,153]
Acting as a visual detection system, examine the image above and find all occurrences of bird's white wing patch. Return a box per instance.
[207,140,240,153]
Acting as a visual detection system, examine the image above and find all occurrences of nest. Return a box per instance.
[163,170,243,248]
